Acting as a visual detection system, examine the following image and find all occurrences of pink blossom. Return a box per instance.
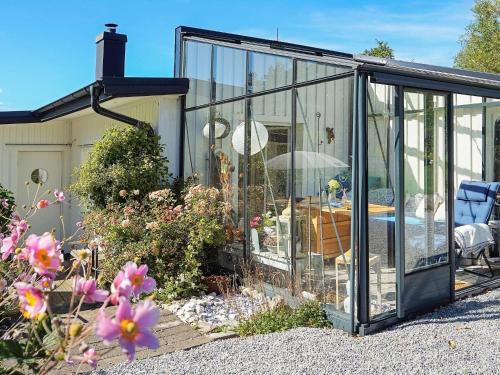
[81,348,98,368]
[96,298,159,361]
[1,199,9,209]
[36,199,49,209]
[110,270,132,305]
[1,232,18,260]
[73,276,109,304]
[25,233,62,276]
[16,219,28,233]
[15,282,47,320]
[54,190,65,202]
[39,275,55,291]
[14,246,31,261]
[123,262,156,297]
[250,216,262,228]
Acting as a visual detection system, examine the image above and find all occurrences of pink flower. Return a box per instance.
[81,348,98,368]
[54,190,65,202]
[15,282,47,320]
[250,216,262,228]
[73,276,109,304]
[25,233,62,276]
[123,262,156,297]
[39,275,55,291]
[110,270,132,305]
[36,199,49,209]
[14,246,31,261]
[1,199,9,209]
[96,298,160,361]
[1,232,18,260]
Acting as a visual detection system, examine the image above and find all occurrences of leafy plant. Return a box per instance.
[236,300,332,336]
[0,184,15,235]
[71,126,169,210]
[81,185,225,301]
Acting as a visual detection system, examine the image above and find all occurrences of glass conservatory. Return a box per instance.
[174,26,500,333]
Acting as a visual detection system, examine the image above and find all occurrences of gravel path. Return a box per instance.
[92,289,500,375]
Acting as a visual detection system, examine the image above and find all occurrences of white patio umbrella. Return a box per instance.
[267,151,348,170]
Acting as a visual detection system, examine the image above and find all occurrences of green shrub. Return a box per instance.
[0,184,15,235]
[81,185,225,300]
[236,301,332,336]
[71,126,168,209]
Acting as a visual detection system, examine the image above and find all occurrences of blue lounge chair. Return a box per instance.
[455,180,500,278]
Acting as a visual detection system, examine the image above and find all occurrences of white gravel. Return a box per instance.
[167,288,284,327]
[93,289,500,375]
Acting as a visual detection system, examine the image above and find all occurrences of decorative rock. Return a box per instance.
[165,287,286,328]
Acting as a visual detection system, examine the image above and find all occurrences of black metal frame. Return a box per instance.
[177,30,358,329]
[174,26,500,334]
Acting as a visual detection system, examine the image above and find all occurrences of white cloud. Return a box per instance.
[280,1,473,67]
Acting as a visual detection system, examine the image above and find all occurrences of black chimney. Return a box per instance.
[95,23,127,80]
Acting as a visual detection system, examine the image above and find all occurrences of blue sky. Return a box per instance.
[0,0,475,110]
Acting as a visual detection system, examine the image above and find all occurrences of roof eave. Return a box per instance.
[0,77,189,125]
[359,64,500,99]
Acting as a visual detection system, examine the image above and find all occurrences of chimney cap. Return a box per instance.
[105,23,118,33]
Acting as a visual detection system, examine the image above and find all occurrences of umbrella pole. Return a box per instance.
[308,195,312,289]
[318,176,326,297]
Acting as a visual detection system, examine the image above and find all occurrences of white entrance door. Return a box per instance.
[17,151,63,237]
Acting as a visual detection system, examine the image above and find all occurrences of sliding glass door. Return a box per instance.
[403,90,449,273]
[401,88,452,314]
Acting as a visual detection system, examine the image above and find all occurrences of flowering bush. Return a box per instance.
[81,184,225,301]
[0,187,160,373]
[0,184,15,235]
[70,126,169,210]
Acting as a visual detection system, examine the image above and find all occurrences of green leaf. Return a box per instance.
[0,340,24,359]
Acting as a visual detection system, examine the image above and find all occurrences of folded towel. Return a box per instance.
[454,223,494,255]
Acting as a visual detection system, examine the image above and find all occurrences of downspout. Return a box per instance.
[90,82,155,136]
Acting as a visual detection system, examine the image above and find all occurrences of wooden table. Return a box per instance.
[298,201,395,259]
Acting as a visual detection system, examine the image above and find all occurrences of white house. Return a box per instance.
[0,25,188,236]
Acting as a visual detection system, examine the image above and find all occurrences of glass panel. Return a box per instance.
[295,77,353,313]
[212,100,246,255]
[453,94,483,191]
[248,52,292,93]
[184,41,212,108]
[214,46,246,102]
[485,98,500,182]
[248,90,293,288]
[404,90,448,273]
[367,82,396,317]
[184,107,210,184]
[296,60,350,83]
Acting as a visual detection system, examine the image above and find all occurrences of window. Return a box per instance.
[296,60,350,83]
[184,41,212,108]
[248,52,292,93]
[404,90,449,272]
[214,46,246,101]
[295,77,353,312]
[31,168,48,184]
[367,82,396,316]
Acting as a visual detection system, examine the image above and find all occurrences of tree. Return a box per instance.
[454,0,500,73]
[363,39,395,59]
